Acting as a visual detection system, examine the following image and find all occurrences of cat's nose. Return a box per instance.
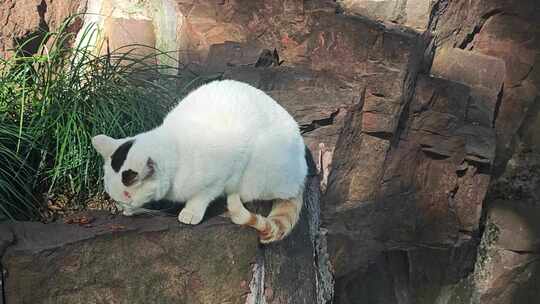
[123,191,131,199]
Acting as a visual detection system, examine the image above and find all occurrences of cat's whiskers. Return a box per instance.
[115,201,174,217]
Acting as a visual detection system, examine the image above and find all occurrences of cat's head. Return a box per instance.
[91,134,162,213]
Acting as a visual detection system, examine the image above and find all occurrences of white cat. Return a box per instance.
[92,79,308,243]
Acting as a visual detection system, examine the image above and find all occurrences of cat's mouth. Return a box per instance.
[113,195,149,210]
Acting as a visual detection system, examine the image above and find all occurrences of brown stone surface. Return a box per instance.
[431,47,506,96]
[176,0,419,76]
[336,0,434,31]
[0,0,421,194]
[465,99,540,304]
[323,55,497,302]
[325,0,540,301]
[325,73,496,260]
[0,0,82,58]
[431,0,540,173]
[3,214,258,304]
[416,1,540,304]
[457,200,540,304]
[199,10,422,193]
[1,166,331,304]
[2,0,540,303]
[102,18,157,60]
[474,250,540,304]
[487,200,540,253]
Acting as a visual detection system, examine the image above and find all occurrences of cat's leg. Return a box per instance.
[227,194,269,235]
[227,194,253,225]
[227,193,304,243]
[178,188,221,225]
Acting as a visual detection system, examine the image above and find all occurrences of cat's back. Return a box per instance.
[163,80,296,132]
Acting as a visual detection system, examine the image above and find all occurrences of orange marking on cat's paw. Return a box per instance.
[259,230,273,241]
[258,221,274,241]
[274,218,287,235]
[246,214,258,227]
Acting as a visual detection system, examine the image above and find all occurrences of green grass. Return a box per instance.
[0,17,219,221]
[0,124,40,220]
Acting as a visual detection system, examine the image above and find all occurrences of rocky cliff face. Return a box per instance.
[328,0,540,303]
[1,1,539,303]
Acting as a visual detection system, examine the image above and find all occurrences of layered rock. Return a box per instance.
[430,0,540,173]
[197,2,423,194]
[0,0,423,190]
[472,200,540,303]
[3,215,258,304]
[324,0,539,302]
[336,0,435,32]
[423,1,540,303]
[0,0,83,58]
[1,0,539,303]
[325,71,498,303]
[1,166,333,304]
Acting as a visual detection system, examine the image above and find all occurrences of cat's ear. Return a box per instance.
[91,134,120,158]
[144,157,156,179]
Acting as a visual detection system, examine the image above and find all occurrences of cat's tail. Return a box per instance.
[228,147,313,243]
[227,187,304,243]
[258,189,304,243]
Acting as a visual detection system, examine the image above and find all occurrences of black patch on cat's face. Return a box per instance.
[111,140,135,172]
[122,169,138,186]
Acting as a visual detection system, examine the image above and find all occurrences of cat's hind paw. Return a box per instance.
[178,208,204,225]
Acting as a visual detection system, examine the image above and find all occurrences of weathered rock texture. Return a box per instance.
[1,167,332,304]
[3,215,258,304]
[337,0,435,31]
[321,0,540,302]
[470,200,540,304]
[429,0,540,174]
[1,0,540,303]
[193,1,424,194]
[0,0,83,58]
[421,1,540,303]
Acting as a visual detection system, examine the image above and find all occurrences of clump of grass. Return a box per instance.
[0,124,41,220]
[0,17,217,221]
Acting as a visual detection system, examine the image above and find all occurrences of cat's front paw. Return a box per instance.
[178,208,204,225]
